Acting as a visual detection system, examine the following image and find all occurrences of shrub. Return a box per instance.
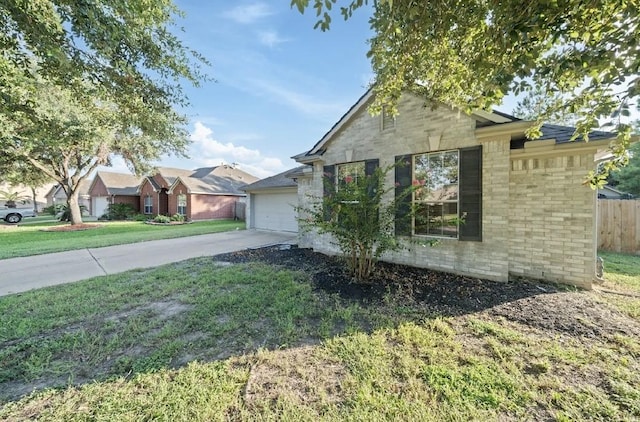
[299,163,415,282]
[105,203,136,220]
[132,213,149,221]
[43,204,64,216]
[170,213,185,222]
[57,204,89,222]
[153,214,171,224]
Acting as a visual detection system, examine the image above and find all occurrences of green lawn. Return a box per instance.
[0,252,638,420]
[0,220,244,259]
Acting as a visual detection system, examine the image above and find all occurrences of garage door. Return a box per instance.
[252,191,298,232]
[92,196,109,218]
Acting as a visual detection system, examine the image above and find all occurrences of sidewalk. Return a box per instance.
[0,230,296,296]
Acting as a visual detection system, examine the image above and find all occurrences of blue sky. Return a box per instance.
[118,1,521,178]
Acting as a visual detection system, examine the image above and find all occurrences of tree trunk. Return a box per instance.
[31,186,38,213]
[67,191,84,225]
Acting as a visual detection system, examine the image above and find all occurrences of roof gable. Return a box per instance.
[243,166,306,192]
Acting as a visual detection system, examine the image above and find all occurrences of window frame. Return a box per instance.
[335,161,366,191]
[177,194,187,215]
[143,195,153,214]
[411,149,460,239]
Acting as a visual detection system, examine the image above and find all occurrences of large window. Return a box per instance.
[413,150,459,238]
[177,194,187,215]
[336,161,365,189]
[144,196,153,214]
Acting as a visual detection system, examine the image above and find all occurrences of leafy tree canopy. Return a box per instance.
[610,120,640,196]
[291,0,639,184]
[1,1,208,224]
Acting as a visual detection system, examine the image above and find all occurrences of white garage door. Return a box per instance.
[252,191,298,232]
[92,196,109,218]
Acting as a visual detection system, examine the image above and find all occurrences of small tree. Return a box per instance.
[299,164,414,282]
[0,190,31,208]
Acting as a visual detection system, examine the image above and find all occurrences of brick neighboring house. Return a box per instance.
[88,171,143,217]
[139,165,258,220]
[293,90,616,289]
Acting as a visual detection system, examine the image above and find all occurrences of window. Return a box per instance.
[395,146,482,241]
[413,150,459,238]
[144,196,153,214]
[381,106,395,131]
[336,161,365,189]
[177,194,187,215]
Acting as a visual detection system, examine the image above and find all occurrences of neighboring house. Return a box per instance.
[243,166,307,233]
[597,185,634,199]
[138,165,258,220]
[292,90,616,289]
[46,179,92,214]
[88,171,143,217]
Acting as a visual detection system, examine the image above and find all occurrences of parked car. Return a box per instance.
[0,207,36,223]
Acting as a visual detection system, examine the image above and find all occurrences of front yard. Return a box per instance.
[0,219,243,259]
[0,248,638,421]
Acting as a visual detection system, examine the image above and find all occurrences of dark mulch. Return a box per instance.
[213,245,640,340]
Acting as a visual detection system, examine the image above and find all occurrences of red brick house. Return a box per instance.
[138,165,258,220]
[88,172,143,217]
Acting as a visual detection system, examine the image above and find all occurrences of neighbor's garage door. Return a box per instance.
[92,196,109,218]
[252,191,298,233]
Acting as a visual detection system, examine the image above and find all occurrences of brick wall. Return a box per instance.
[112,195,140,213]
[297,92,599,287]
[508,152,597,288]
[139,180,156,215]
[301,94,512,281]
[190,194,239,220]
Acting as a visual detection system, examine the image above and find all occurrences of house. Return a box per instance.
[292,90,616,289]
[46,179,92,214]
[138,165,258,220]
[243,166,307,233]
[88,171,143,217]
[597,185,634,199]
[1,181,56,211]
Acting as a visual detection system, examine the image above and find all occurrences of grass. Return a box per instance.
[597,250,640,319]
[0,219,243,259]
[0,253,639,420]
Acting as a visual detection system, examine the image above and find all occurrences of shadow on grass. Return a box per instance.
[0,245,635,404]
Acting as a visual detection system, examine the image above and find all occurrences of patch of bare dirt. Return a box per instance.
[213,245,640,341]
[42,224,101,232]
[243,346,346,409]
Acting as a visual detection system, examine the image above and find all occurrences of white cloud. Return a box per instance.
[247,78,347,118]
[223,3,273,24]
[189,121,286,178]
[258,30,288,48]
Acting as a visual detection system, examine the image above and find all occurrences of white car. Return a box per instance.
[0,207,37,223]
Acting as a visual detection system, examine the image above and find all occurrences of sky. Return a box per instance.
[109,1,523,179]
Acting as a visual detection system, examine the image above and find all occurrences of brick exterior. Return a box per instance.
[190,195,239,220]
[139,179,157,215]
[298,93,599,288]
[112,195,140,212]
[89,177,109,196]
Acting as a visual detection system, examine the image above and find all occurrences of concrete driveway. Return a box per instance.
[0,230,296,297]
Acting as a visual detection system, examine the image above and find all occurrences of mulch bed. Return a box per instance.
[42,223,102,232]
[213,245,640,340]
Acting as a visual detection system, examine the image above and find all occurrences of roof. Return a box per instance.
[95,171,142,196]
[167,165,259,195]
[51,178,93,197]
[242,166,307,192]
[294,90,616,161]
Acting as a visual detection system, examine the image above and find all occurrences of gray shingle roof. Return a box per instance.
[96,172,143,195]
[167,165,259,195]
[243,166,307,192]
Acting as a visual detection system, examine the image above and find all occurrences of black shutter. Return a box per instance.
[323,165,335,221]
[364,159,379,198]
[459,146,482,241]
[394,155,412,236]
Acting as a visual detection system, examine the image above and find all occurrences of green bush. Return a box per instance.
[104,203,136,220]
[57,204,89,222]
[170,213,185,222]
[152,214,171,224]
[42,204,64,216]
[132,213,149,221]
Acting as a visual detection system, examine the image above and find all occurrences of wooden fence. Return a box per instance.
[597,199,640,254]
